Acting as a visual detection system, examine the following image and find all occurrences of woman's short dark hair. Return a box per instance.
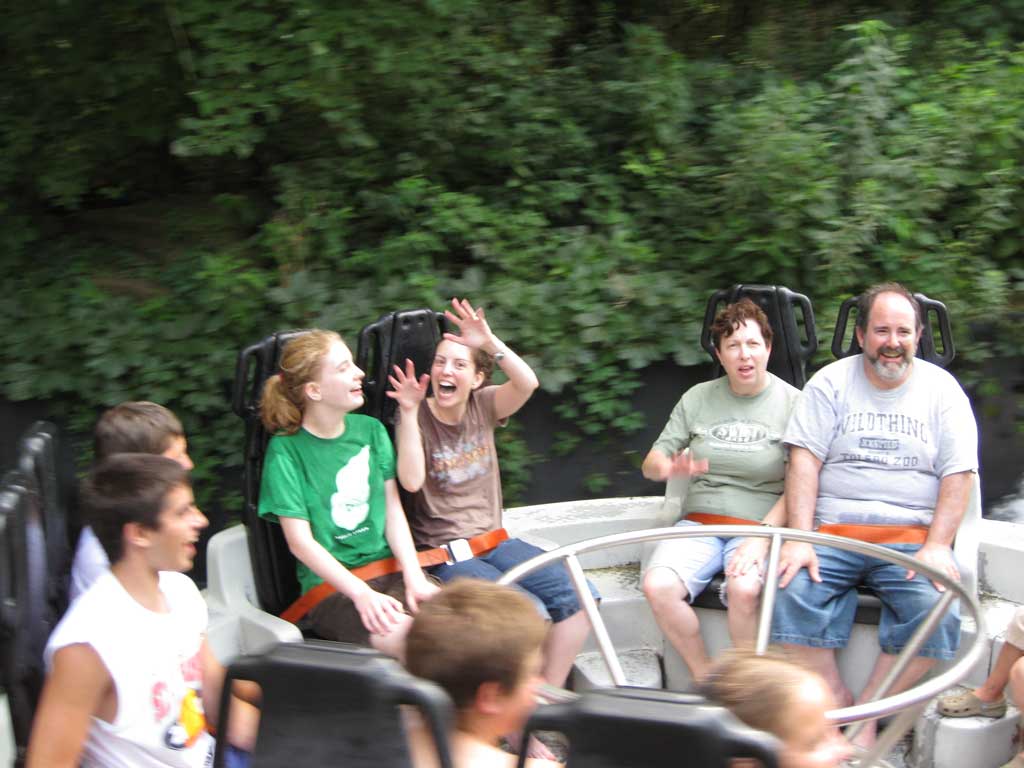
[710,298,773,350]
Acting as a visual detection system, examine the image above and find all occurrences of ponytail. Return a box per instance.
[258,330,343,434]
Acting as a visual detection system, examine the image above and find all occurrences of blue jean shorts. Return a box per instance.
[428,537,600,623]
[642,519,750,603]
[769,543,961,660]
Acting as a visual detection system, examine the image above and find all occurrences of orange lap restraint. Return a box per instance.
[685,512,761,526]
[815,522,928,545]
[684,513,929,545]
[279,528,509,624]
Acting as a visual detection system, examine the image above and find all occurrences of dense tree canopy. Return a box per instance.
[3,1,1023,506]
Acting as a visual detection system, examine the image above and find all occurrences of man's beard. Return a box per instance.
[867,346,912,382]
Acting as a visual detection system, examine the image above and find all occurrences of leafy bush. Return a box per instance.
[2,4,1023,513]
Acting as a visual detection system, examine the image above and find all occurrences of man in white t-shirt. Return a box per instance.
[770,283,978,748]
[28,454,258,768]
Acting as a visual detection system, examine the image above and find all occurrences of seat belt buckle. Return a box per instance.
[445,538,474,565]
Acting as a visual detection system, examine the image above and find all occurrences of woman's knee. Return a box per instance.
[643,567,686,603]
[727,573,762,611]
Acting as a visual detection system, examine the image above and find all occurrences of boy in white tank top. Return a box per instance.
[28,454,258,768]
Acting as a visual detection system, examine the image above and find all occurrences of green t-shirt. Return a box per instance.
[651,373,800,522]
[258,414,395,594]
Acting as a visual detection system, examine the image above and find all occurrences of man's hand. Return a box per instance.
[726,537,769,578]
[907,542,959,591]
[777,541,821,588]
[386,359,429,412]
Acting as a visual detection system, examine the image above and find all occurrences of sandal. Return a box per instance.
[936,689,1007,718]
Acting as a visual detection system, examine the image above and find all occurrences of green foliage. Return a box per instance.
[2,2,1024,510]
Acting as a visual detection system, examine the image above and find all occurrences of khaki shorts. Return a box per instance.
[1006,607,1024,649]
[306,573,411,646]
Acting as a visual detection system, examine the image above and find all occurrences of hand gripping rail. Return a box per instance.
[498,526,985,768]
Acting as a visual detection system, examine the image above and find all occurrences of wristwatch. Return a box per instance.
[493,351,506,363]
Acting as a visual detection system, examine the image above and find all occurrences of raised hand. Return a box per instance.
[443,297,495,351]
[386,358,429,412]
[668,448,709,478]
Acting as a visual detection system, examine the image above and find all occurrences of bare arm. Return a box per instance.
[443,298,539,420]
[201,640,261,753]
[641,449,673,482]
[777,446,823,587]
[908,470,974,589]
[388,360,429,493]
[279,516,404,635]
[382,479,439,613]
[27,644,110,768]
[762,493,788,527]
[485,336,539,420]
[784,446,821,530]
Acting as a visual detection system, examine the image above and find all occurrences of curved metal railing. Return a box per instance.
[498,525,984,768]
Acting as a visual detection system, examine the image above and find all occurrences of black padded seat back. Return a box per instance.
[0,470,53,766]
[232,329,312,616]
[701,284,817,389]
[831,292,955,367]
[519,688,779,768]
[214,642,454,768]
[17,421,70,619]
[356,309,448,433]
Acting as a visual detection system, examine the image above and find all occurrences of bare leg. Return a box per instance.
[1008,657,1024,761]
[725,571,762,649]
[643,567,711,681]
[848,652,936,749]
[369,613,413,661]
[509,611,591,762]
[541,610,591,687]
[973,641,1024,703]
[783,644,853,708]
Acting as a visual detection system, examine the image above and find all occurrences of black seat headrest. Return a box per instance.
[830,292,955,368]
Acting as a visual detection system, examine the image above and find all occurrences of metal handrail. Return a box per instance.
[499,525,985,768]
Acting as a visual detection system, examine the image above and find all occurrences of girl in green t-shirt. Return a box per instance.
[258,330,438,655]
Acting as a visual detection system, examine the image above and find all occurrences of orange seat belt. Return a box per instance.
[685,512,760,526]
[279,528,509,624]
[685,513,929,545]
[816,523,928,545]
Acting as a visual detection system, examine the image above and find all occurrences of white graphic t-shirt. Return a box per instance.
[785,355,978,527]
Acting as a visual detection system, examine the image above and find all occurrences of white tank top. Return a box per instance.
[45,570,216,768]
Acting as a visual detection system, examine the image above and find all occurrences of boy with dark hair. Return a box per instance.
[405,579,561,768]
[70,401,194,601]
[28,454,257,768]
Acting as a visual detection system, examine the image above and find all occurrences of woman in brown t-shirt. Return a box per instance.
[388,298,596,704]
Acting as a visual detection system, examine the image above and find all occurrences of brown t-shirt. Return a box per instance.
[404,385,504,548]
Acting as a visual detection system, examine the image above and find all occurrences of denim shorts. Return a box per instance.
[428,537,600,623]
[642,519,750,603]
[769,543,961,660]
